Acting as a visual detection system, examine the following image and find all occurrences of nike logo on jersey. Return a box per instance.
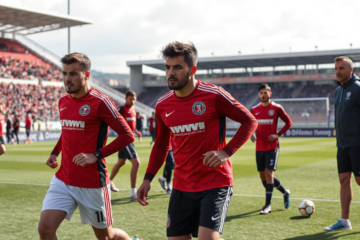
[60,107,67,111]
[165,111,175,117]
[211,215,220,221]
[255,112,260,115]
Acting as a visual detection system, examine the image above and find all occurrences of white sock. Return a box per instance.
[340,218,351,226]
[110,180,113,184]
[131,188,136,196]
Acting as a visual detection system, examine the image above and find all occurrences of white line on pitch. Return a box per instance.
[1,181,359,203]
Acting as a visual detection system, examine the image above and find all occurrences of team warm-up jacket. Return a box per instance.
[144,80,258,192]
[335,74,360,148]
[51,88,134,188]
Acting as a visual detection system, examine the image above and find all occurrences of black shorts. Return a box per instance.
[256,149,279,172]
[26,128,30,137]
[337,146,360,176]
[117,143,138,160]
[0,136,4,145]
[136,127,142,133]
[167,187,233,238]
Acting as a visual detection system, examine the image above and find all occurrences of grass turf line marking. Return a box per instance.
[1,181,359,204]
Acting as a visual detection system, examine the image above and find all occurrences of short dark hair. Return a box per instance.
[334,56,353,68]
[161,41,198,68]
[126,90,136,98]
[258,84,271,92]
[61,52,91,71]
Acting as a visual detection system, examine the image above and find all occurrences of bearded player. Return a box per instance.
[38,53,141,240]
[137,42,257,240]
[250,84,292,214]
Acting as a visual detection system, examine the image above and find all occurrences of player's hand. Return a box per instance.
[73,153,97,167]
[250,134,256,143]
[136,131,142,137]
[203,150,229,168]
[268,134,279,142]
[46,155,59,169]
[137,180,151,206]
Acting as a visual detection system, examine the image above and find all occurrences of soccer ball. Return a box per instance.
[298,200,315,217]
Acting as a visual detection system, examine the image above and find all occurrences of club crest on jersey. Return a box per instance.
[192,101,206,115]
[346,92,351,100]
[79,104,90,116]
[268,109,275,116]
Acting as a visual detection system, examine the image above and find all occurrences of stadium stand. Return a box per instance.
[0,38,62,81]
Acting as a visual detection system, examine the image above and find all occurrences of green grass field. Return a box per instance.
[1,137,360,239]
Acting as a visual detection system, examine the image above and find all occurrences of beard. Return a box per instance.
[167,71,190,90]
[65,83,82,94]
[260,97,269,102]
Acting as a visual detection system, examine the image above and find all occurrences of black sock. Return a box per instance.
[274,177,286,194]
[262,180,267,188]
[265,183,274,206]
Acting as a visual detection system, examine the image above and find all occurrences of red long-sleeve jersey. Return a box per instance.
[25,117,32,129]
[51,88,134,188]
[145,80,257,192]
[118,104,136,133]
[251,101,292,151]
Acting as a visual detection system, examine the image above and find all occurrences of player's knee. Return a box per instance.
[132,158,140,168]
[355,177,360,186]
[38,221,55,237]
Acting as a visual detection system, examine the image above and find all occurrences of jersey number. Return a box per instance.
[95,211,104,222]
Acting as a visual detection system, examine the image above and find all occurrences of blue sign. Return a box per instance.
[226,128,336,138]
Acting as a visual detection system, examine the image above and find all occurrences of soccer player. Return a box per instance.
[24,113,33,144]
[12,115,20,144]
[109,90,142,199]
[148,112,155,145]
[5,113,12,144]
[0,103,6,155]
[324,56,360,231]
[137,42,257,240]
[250,84,292,214]
[38,53,140,240]
[158,140,175,194]
[135,112,144,142]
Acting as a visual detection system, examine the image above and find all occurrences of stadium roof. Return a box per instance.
[127,48,360,70]
[0,4,92,35]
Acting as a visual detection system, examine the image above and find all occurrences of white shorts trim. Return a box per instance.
[41,176,112,229]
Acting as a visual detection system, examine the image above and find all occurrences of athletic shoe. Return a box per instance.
[260,205,271,214]
[166,189,172,194]
[284,189,290,209]
[158,177,167,191]
[324,218,352,231]
[130,194,137,200]
[133,234,142,240]
[110,183,119,192]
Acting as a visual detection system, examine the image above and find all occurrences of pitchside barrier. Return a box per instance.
[8,128,335,143]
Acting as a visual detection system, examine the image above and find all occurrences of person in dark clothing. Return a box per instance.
[136,112,144,143]
[12,115,20,144]
[6,113,12,144]
[325,56,360,231]
[148,112,156,146]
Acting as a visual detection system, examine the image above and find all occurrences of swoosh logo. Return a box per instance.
[211,216,220,221]
[255,112,260,115]
[165,111,175,117]
[60,107,67,111]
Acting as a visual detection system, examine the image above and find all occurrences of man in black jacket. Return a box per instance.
[325,56,360,231]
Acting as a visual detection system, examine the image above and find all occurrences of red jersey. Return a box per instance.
[0,114,4,137]
[148,116,155,131]
[25,117,32,129]
[251,101,292,151]
[51,88,134,188]
[145,80,257,192]
[118,104,136,133]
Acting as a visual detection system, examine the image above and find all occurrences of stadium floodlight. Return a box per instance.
[271,97,330,128]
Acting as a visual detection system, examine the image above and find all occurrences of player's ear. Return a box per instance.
[85,71,90,79]
[190,66,197,76]
[269,91,273,97]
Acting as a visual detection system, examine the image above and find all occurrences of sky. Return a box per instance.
[0,0,358,74]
